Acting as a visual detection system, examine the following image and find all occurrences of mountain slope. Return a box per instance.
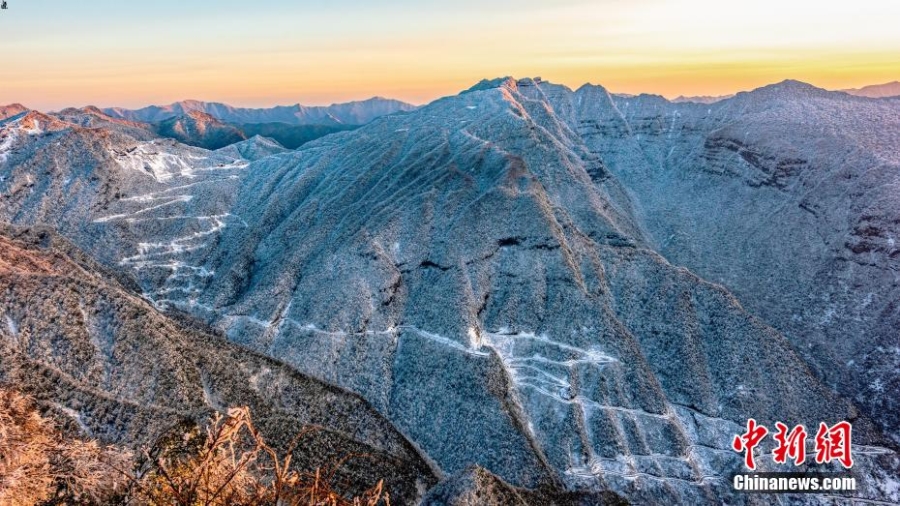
[0,225,438,504]
[585,79,900,447]
[0,107,261,308]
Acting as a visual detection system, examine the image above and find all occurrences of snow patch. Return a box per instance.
[54,404,91,435]
[5,314,18,337]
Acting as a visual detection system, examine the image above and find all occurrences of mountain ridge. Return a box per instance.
[103,97,419,126]
[843,81,900,98]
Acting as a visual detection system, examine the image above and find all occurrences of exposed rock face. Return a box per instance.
[0,225,438,504]
[104,97,418,126]
[2,79,899,504]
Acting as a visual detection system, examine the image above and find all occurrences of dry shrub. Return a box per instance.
[0,388,132,505]
[0,390,389,505]
[132,406,390,506]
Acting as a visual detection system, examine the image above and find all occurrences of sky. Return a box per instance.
[1,0,899,110]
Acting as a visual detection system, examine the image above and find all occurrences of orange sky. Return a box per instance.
[1,0,898,109]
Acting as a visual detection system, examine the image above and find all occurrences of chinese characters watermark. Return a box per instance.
[732,419,853,470]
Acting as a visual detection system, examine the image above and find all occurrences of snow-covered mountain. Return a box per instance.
[103,97,418,126]
[2,78,899,504]
[604,79,900,447]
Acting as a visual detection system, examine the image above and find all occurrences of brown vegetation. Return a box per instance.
[130,406,390,506]
[0,388,390,506]
[0,388,131,505]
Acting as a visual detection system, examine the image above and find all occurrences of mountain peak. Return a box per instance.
[463,77,519,94]
[575,82,610,94]
[741,79,831,100]
[0,103,29,121]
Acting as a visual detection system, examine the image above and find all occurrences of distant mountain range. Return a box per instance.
[671,94,735,104]
[1,98,410,151]
[2,78,899,504]
[842,81,900,98]
[103,97,418,126]
[660,80,900,103]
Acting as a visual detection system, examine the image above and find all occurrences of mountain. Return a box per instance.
[603,79,900,448]
[104,97,418,126]
[0,105,263,309]
[153,110,248,150]
[670,94,733,104]
[97,98,411,151]
[193,77,896,503]
[843,81,900,98]
[2,79,899,504]
[0,103,29,121]
[52,106,158,140]
[0,225,438,503]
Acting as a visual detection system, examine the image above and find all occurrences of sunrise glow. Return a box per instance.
[2,0,898,109]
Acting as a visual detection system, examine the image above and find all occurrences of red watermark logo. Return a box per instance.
[732,419,853,470]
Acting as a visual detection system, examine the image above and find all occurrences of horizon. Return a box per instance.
[2,1,899,110]
[5,77,898,113]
